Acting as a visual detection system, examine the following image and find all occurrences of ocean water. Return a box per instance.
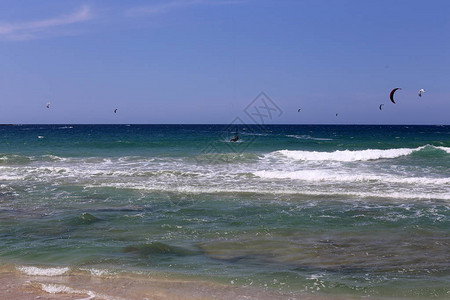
[0,124,449,298]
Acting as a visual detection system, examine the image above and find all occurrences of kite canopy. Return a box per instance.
[390,88,401,104]
[46,102,51,108]
[418,89,425,97]
[379,104,384,110]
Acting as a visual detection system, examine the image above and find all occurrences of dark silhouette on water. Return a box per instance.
[230,127,239,142]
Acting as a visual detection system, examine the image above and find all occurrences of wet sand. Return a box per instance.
[0,269,343,300]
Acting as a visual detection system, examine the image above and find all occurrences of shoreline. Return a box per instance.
[0,267,338,300]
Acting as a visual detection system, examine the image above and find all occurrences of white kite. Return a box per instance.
[418,89,425,97]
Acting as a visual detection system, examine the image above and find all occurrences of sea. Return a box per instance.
[0,124,449,299]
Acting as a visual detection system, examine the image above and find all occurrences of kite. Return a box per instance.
[418,89,425,97]
[390,88,401,104]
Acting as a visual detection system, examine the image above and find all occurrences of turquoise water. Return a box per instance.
[0,125,449,298]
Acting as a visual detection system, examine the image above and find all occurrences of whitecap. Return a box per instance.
[86,183,450,201]
[39,284,98,299]
[272,146,426,162]
[436,146,450,154]
[17,266,69,276]
[254,170,450,185]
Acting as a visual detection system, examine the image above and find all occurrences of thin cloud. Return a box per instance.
[126,0,245,17]
[0,5,92,41]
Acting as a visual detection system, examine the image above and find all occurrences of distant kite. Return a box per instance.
[379,104,384,110]
[418,89,425,97]
[390,88,401,104]
[297,108,301,112]
[46,102,51,109]
[114,109,118,113]
[336,113,338,116]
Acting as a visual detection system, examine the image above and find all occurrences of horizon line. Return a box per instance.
[2,123,449,126]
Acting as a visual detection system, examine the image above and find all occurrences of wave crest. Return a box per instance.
[17,266,70,276]
[274,146,426,162]
[254,170,450,185]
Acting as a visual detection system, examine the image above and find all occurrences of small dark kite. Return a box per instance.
[390,88,401,104]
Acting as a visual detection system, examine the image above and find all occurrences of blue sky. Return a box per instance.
[1,0,449,124]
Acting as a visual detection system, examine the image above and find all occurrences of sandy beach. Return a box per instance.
[0,267,341,300]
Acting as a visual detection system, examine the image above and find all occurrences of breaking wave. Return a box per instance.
[272,146,433,162]
[254,170,450,185]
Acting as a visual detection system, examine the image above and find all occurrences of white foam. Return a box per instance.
[0,154,30,162]
[40,284,96,299]
[17,266,69,276]
[436,146,450,154]
[254,170,450,185]
[40,283,79,293]
[80,268,115,276]
[39,283,119,300]
[42,154,67,161]
[274,146,425,162]
[87,183,450,201]
[308,274,324,280]
[0,175,23,180]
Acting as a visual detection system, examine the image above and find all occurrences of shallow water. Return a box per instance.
[0,125,449,298]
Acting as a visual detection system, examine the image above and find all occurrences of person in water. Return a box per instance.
[230,135,239,142]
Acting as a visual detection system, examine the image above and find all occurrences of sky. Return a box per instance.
[1,0,449,124]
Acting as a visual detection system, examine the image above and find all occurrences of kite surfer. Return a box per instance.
[230,127,239,142]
